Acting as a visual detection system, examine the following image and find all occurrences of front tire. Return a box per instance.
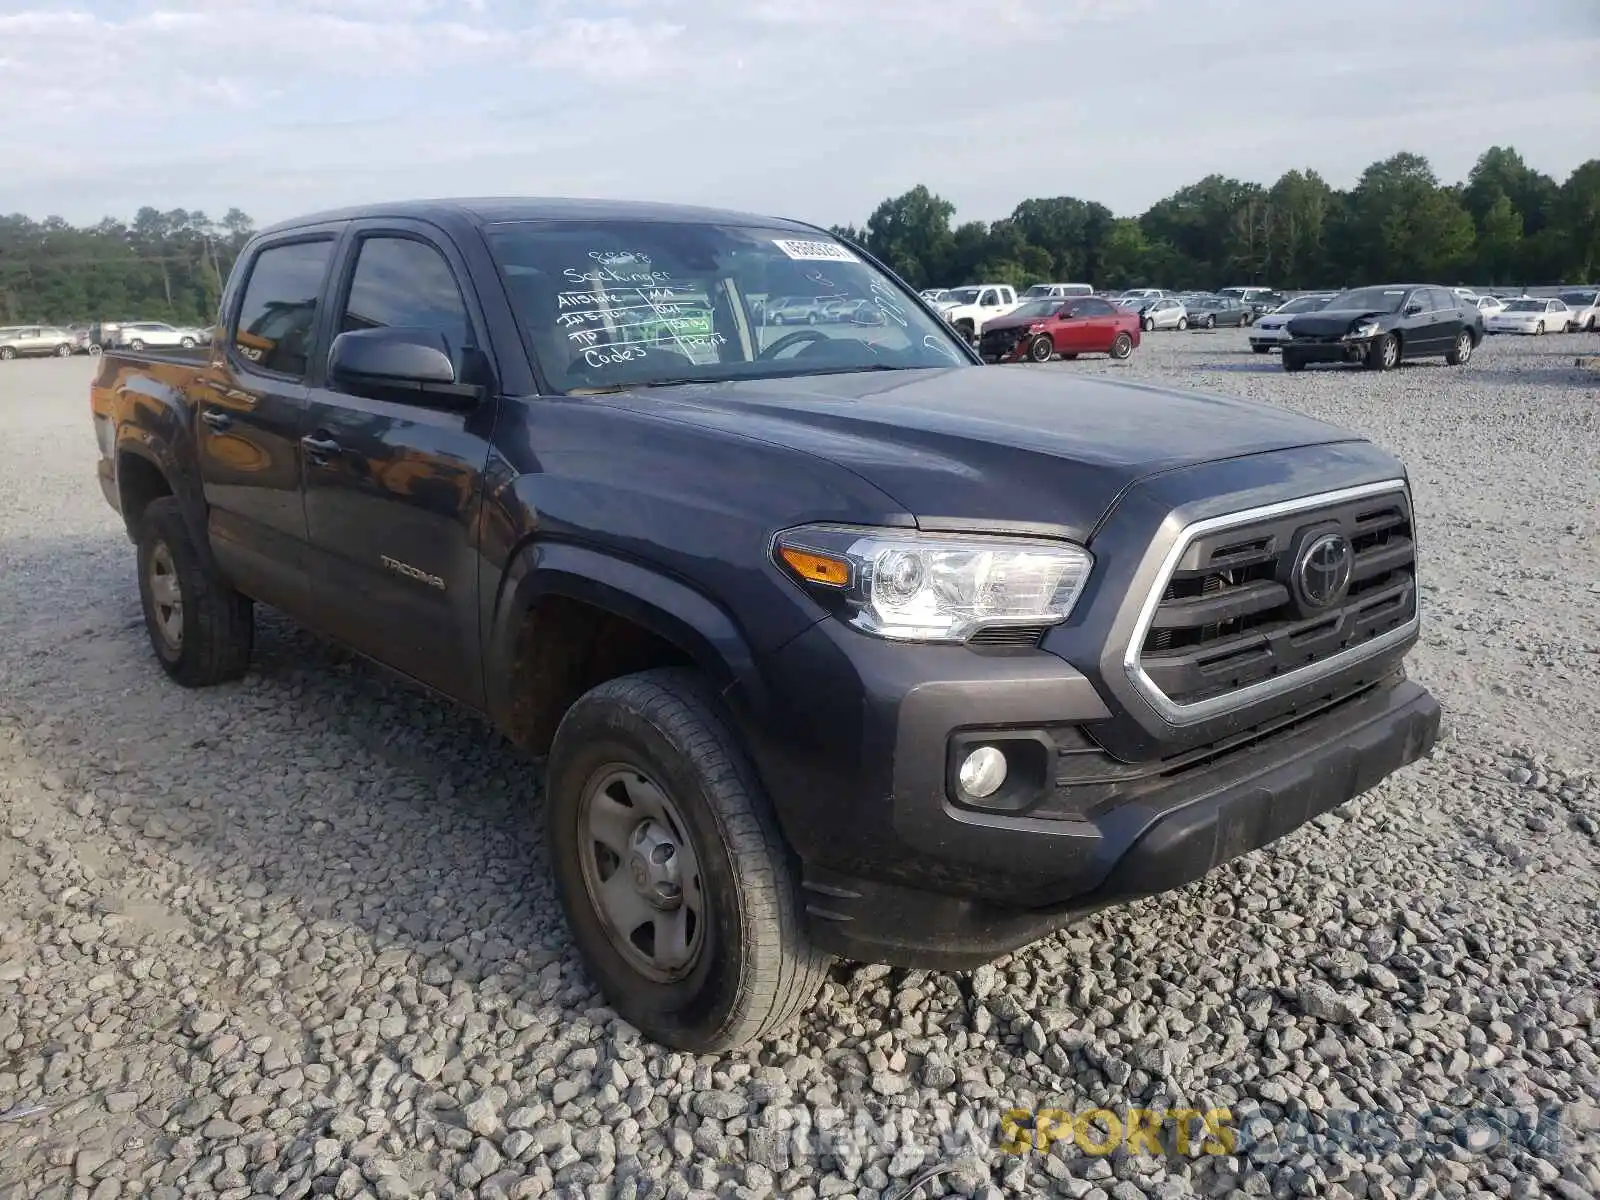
[1203,315,1216,329]
[135,496,254,687]
[1365,333,1399,371]
[1252,344,1270,354]
[1534,321,1545,336]
[55,343,72,357]
[1028,334,1054,363]
[129,339,145,351]
[180,337,196,349]
[1446,330,1474,366]
[546,669,830,1052]
[1109,331,1133,360]
[0,347,14,361]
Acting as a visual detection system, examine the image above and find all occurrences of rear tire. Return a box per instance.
[129,339,145,351]
[1028,334,1054,363]
[0,347,14,361]
[546,669,830,1053]
[181,337,196,349]
[1176,316,1188,330]
[1109,332,1133,360]
[1445,330,1473,366]
[135,496,254,687]
[1141,317,1154,332]
[55,343,72,357]
[1252,344,1270,354]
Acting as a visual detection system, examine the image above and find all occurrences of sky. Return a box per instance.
[2,0,1597,230]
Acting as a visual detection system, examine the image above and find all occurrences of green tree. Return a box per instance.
[1475,195,1524,284]
[1553,159,1600,282]
[862,185,956,288]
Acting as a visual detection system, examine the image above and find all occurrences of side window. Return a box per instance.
[339,236,473,371]
[233,240,335,378]
[1081,299,1116,316]
[978,289,997,307]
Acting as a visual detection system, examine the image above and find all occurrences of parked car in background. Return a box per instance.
[1249,293,1335,352]
[1119,288,1168,301]
[1185,295,1252,328]
[1473,295,1508,320]
[919,288,953,305]
[1217,286,1278,313]
[766,296,829,325]
[1486,297,1572,335]
[1557,288,1599,331]
[978,296,1140,363]
[1136,296,1189,331]
[0,325,76,359]
[117,321,209,350]
[936,284,1020,341]
[1282,284,1482,371]
[1021,282,1095,302]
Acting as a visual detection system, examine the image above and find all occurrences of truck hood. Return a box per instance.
[590,367,1362,538]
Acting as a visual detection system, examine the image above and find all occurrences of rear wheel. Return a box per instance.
[180,337,196,349]
[1445,330,1474,366]
[1141,317,1154,332]
[55,343,72,357]
[129,339,145,351]
[1028,334,1054,363]
[135,496,254,686]
[0,347,14,361]
[1109,332,1134,360]
[546,669,830,1052]
[1176,316,1188,330]
[1252,344,1270,354]
[955,320,975,344]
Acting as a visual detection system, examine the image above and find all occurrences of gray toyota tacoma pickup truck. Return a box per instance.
[90,198,1441,1050]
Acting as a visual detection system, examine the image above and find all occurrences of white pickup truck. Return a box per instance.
[934,284,1020,341]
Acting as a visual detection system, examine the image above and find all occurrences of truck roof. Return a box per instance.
[258,197,820,237]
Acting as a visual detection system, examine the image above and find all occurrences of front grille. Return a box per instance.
[968,623,1047,648]
[1132,485,1417,712]
[979,328,1023,360]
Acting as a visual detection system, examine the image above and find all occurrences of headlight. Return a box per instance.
[773,525,1094,643]
[1348,321,1382,339]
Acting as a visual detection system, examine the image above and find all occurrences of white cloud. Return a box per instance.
[0,0,1594,227]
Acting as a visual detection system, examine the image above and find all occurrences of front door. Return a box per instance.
[301,223,500,707]
[196,234,337,617]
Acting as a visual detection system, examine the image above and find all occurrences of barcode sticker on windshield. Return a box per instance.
[772,239,860,263]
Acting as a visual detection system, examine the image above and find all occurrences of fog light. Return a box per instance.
[958,746,1008,799]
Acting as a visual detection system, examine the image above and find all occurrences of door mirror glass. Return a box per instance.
[328,328,478,407]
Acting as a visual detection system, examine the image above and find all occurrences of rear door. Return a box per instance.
[300,221,500,706]
[195,232,338,617]
[1077,297,1120,349]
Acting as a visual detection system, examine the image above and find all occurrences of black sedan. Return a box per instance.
[1281,284,1483,372]
[1183,295,1253,328]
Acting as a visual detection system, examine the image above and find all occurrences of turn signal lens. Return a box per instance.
[778,546,851,587]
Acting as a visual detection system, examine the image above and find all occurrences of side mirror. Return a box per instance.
[327,327,481,408]
[1403,304,1422,316]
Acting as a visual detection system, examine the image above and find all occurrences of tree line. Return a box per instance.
[0,208,256,325]
[2,144,1596,324]
[828,147,1600,293]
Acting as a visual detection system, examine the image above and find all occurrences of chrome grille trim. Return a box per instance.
[1123,478,1419,725]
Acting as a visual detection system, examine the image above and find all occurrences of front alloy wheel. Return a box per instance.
[1109,332,1133,360]
[1029,334,1054,363]
[146,541,184,656]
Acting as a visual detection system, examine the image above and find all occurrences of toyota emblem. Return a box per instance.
[1297,533,1353,609]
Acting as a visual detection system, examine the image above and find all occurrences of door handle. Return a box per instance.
[200,410,232,432]
[301,434,341,461]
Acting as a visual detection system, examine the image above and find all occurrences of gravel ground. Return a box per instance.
[1,330,1597,1200]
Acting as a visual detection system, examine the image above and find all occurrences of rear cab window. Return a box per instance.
[232,239,337,378]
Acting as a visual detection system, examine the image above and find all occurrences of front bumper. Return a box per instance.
[1284,336,1374,363]
[741,618,1439,971]
[1249,326,1290,345]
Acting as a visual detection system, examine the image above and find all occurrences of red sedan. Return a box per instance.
[978,296,1141,363]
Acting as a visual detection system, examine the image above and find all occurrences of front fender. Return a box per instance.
[482,538,774,735]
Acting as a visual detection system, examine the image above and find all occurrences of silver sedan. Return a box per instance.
[1136,297,1189,331]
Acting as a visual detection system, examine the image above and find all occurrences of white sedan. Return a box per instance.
[1486,298,1572,335]
[1248,293,1335,351]
[1558,289,1599,332]
[1474,295,1507,319]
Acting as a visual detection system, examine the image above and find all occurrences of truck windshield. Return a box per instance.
[484,221,970,393]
